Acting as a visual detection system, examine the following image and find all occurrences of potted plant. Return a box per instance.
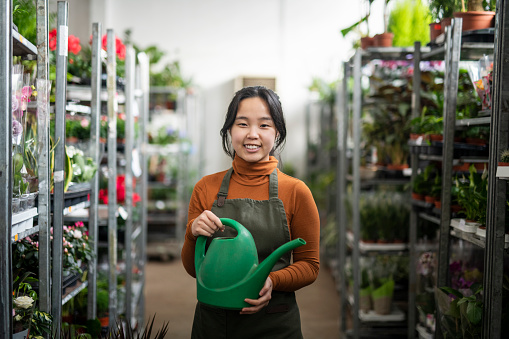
[454,164,488,227]
[436,284,483,338]
[373,0,395,47]
[428,0,460,34]
[453,0,496,32]
[340,0,376,49]
[499,149,509,166]
[369,255,397,315]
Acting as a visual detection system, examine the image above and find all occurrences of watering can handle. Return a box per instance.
[195,218,242,273]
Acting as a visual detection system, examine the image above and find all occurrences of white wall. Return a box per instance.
[63,0,386,178]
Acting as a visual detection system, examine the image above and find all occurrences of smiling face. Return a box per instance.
[230,97,277,163]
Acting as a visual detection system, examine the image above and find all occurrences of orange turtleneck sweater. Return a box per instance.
[181,156,320,292]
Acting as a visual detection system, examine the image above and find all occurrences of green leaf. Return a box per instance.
[466,302,483,325]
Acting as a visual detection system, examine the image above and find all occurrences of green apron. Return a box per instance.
[191,168,303,339]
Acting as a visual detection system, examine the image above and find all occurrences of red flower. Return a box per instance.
[49,28,57,51]
[99,189,108,204]
[48,28,82,55]
[101,35,126,60]
[68,35,82,55]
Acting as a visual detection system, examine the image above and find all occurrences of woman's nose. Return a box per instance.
[247,127,259,138]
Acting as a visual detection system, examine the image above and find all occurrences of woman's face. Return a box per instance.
[230,97,277,163]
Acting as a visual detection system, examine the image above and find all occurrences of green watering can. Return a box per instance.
[195,218,306,309]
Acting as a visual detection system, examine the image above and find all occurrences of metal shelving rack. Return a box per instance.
[408,8,509,338]
[337,46,427,339]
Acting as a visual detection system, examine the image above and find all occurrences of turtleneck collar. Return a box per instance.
[231,155,278,186]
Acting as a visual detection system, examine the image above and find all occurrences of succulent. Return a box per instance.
[500,149,509,163]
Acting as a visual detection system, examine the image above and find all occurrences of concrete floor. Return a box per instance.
[144,256,341,338]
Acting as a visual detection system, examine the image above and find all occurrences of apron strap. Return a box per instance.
[217,168,233,207]
[269,169,278,199]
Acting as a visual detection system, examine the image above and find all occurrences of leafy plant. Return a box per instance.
[438,283,483,339]
[500,149,509,163]
[428,0,462,21]
[388,0,431,47]
[455,164,488,224]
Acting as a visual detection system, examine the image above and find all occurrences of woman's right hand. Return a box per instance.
[191,210,225,237]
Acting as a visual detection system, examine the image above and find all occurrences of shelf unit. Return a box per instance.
[407,9,509,338]
[2,2,149,336]
[337,46,426,339]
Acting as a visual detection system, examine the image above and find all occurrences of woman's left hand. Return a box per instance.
[240,277,273,315]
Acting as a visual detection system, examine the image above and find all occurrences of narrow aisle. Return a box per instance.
[144,256,341,338]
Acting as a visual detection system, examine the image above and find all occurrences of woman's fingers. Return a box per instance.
[192,211,224,237]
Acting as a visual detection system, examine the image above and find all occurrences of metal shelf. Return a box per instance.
[12,29,37,57]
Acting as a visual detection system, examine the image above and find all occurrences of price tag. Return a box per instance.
[459,219,466,228]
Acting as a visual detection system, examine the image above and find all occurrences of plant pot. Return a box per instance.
[440,17,452,34]
[13,329,29,339]
[387,163,409,171]
[498,162,509,167]
[434,200,441,209]
[360,36,375,50]
[98,316,109,328]
[428,134,443,142]
[373,32,394,47]
[453,11,495,32]
[373,296,392,315]
[429,22,442,41]
[465,137,487,146]
[412,192,425,201]
[424,196,436,204]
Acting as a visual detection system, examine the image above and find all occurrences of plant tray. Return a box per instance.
[358,304,405,322]
[496,166,509,178]
[12,208,38,237]
[50,185,91,212]
[450,218,478,233]
[475,227,509,249]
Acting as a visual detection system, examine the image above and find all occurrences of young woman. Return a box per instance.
[181,86,320,338]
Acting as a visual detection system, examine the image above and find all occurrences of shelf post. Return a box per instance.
[87,21,102,320]
[351,49,362,339]
[483,1,508,337]
[124,44,136,323]
[337,61,349,336]
[408,41,421,339]
[0,0,13,336]
[51,2,69,330]
[137,51,150,326]
[36,0,52,316]
[435,17,462,339]
[106,28,118,326]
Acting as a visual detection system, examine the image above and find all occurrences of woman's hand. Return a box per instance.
[191,210,224,237]
[240,277,273,315]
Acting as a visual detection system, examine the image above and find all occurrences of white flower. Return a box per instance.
[15,314,22,321]
[14,296,34,309]
[72,229,82,239]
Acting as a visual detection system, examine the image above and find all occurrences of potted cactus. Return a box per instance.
[499,149,509,166]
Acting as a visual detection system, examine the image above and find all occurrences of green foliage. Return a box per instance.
[13,0,37,44]
[428,0,462,21]
[308,77,337,106]
[438,283,483,338]
[389,0,431,47]
[455,164,488,223]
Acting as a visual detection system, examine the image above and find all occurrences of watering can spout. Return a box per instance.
[253,238,307,281]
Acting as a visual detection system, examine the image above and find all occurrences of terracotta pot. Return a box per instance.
[373,32,394,47]
[434,200,441,209]
[429,22,442,41]
[498,162,509,166]
[441,17,452,34]
[99,316,109,327]
[425,196,436,204]
[474,162,487,171]
[412,192,425,201]
[451,204,462,213]
[465,137,487,146]
[410,133,424,140]
[387,163,409,171]
[428,134,444,142]
[66,136,79,143]
[360,36,375,50]
[453,11,495,31]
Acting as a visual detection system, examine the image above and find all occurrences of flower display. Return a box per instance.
[48,28,82,55]
[60,221,94,276]
[99,174,141,206]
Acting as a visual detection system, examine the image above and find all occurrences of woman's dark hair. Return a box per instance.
[220,86,286,159]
